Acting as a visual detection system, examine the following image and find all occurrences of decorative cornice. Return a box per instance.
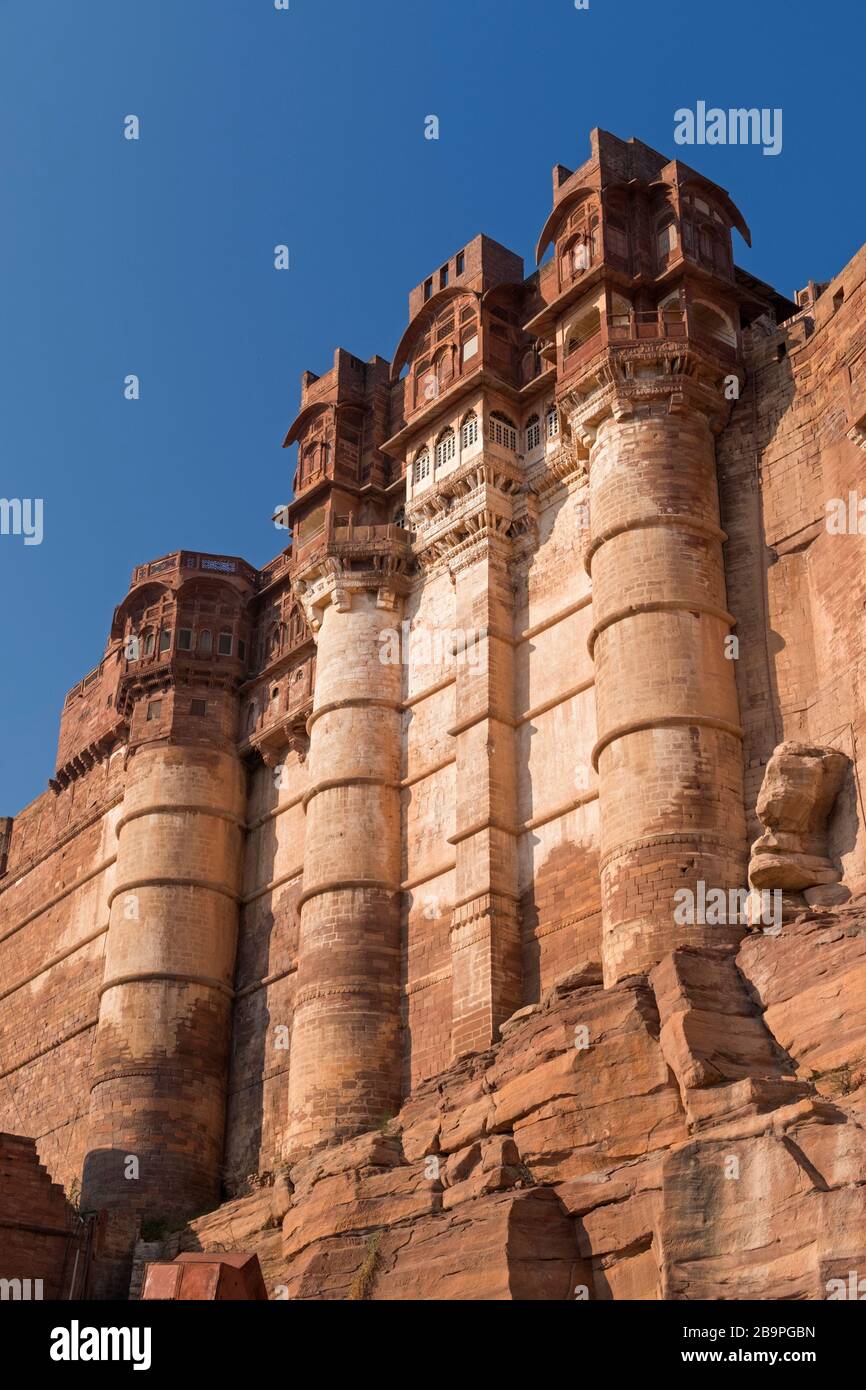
[560,343,744,446]
[243,706,311,767]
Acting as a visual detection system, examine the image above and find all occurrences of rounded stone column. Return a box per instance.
[285,584,404,1156]
[84,744,245,1222]
[586,405,748,984]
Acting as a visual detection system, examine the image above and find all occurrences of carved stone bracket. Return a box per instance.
[292,532,414,630]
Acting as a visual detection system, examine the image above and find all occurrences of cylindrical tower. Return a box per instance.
[85,744,244,1212]
[81,554,252,1294]
[577,387,748,984]
[286,561,408,1157]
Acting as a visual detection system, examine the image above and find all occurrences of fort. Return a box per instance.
[2,127,866,1300]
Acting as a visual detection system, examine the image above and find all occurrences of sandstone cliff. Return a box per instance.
[133,899,866,1300]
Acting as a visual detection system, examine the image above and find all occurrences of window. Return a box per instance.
[177,628,192,651]
[526,415,541,452]
[564,237,589,276]
[144,632,155,657]
[238,639,246,662]
[435,346,454,392]
[423,277,433,301]
[488,412,517,451]
[190,699,207,717]
[456,251,465,275]
[435,428,456,469]
[461,334,478,362]
[218,632,233,656]
[159,629,171,653]
[656,218,677,261]
[439,265,449,289]
[299,445,318,486]
[412,449,431,485]
[606,219,629,260]
[546,407,559,440]
[198,629,212,654]
[691,301,737,347]
[246,704,256,733]
[461,411,479,449]
[146,700,162,722]
[566,306,602,355]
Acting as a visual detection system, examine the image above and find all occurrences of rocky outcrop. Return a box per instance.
[134,900,866,1299]
[748,742,849,913]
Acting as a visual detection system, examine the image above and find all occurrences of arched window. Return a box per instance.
[412,448,431,485]
[566,306,602,356]
[434,346,454,393]
[143,631,155,657]
[461,411,479,450]
[609,293,632,334]
[488,412,517,452]
[561,235,589,279]
[546,407,559,441]
[691,301,737,347]
[435,427,456,469]
[525,415,541,452]
[198,629,212,655]
[300,445,317,486]
[589,213,600,262]
[414,359,435,407]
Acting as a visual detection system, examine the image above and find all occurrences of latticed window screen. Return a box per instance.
[413,449,431,484]
[435,430,456,468]
[461,412,479,449]
[488,413,517,451]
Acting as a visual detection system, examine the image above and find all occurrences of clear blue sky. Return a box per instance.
[0,0,862,815]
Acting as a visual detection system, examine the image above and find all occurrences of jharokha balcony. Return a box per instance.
[562,304,741,378]
[292,512,414,580]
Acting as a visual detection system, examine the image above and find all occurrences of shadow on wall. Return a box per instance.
[222,779,301,1196]
[718,335,796,829]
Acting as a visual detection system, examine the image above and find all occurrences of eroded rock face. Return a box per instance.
[135,901,866,1300]
[748,743,849,911]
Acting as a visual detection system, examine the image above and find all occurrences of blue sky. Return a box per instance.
[0,0,862,814]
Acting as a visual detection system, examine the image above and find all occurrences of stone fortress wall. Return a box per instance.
[1,129,865,1292]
